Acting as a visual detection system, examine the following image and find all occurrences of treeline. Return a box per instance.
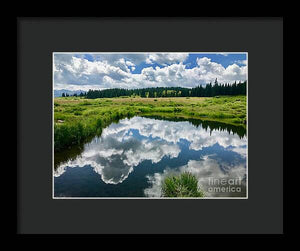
[61,92,86,97]
[62,79,246,98]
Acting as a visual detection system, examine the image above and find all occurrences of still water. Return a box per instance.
[54,116,247,198]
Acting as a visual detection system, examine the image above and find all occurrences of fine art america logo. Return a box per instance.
[207,177,243,194]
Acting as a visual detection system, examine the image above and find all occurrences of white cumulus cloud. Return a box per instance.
[53,53,247,91]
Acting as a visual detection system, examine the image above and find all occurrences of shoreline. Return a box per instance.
[54,96,247,152]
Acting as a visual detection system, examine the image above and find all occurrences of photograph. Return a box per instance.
[53,52,248,199]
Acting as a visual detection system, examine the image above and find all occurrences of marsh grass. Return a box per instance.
[54,96,246,152]
[161,172,204,197]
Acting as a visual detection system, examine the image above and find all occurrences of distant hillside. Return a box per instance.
[54,89,86,97]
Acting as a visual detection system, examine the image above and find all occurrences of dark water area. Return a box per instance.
[54,116,247,198]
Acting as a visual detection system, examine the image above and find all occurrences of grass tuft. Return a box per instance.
[161,172,204,197]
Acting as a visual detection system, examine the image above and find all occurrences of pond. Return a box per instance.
[54,116,247,198]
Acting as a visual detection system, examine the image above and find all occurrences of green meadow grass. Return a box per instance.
[54,96,246,152]
[161,172,205,197]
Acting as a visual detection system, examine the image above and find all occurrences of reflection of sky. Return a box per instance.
[144,155,246,197]
[54,117,247,197]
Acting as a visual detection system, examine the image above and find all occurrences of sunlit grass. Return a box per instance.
[161,172,205,197]
[54,95,246,151]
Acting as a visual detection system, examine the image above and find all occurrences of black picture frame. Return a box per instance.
[17,17,284,236]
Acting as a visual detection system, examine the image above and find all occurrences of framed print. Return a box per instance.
[17,17,283,235]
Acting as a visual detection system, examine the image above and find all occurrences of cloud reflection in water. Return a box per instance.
[54,116,247,196]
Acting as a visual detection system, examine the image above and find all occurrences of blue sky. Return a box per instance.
[54,53,247,91]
